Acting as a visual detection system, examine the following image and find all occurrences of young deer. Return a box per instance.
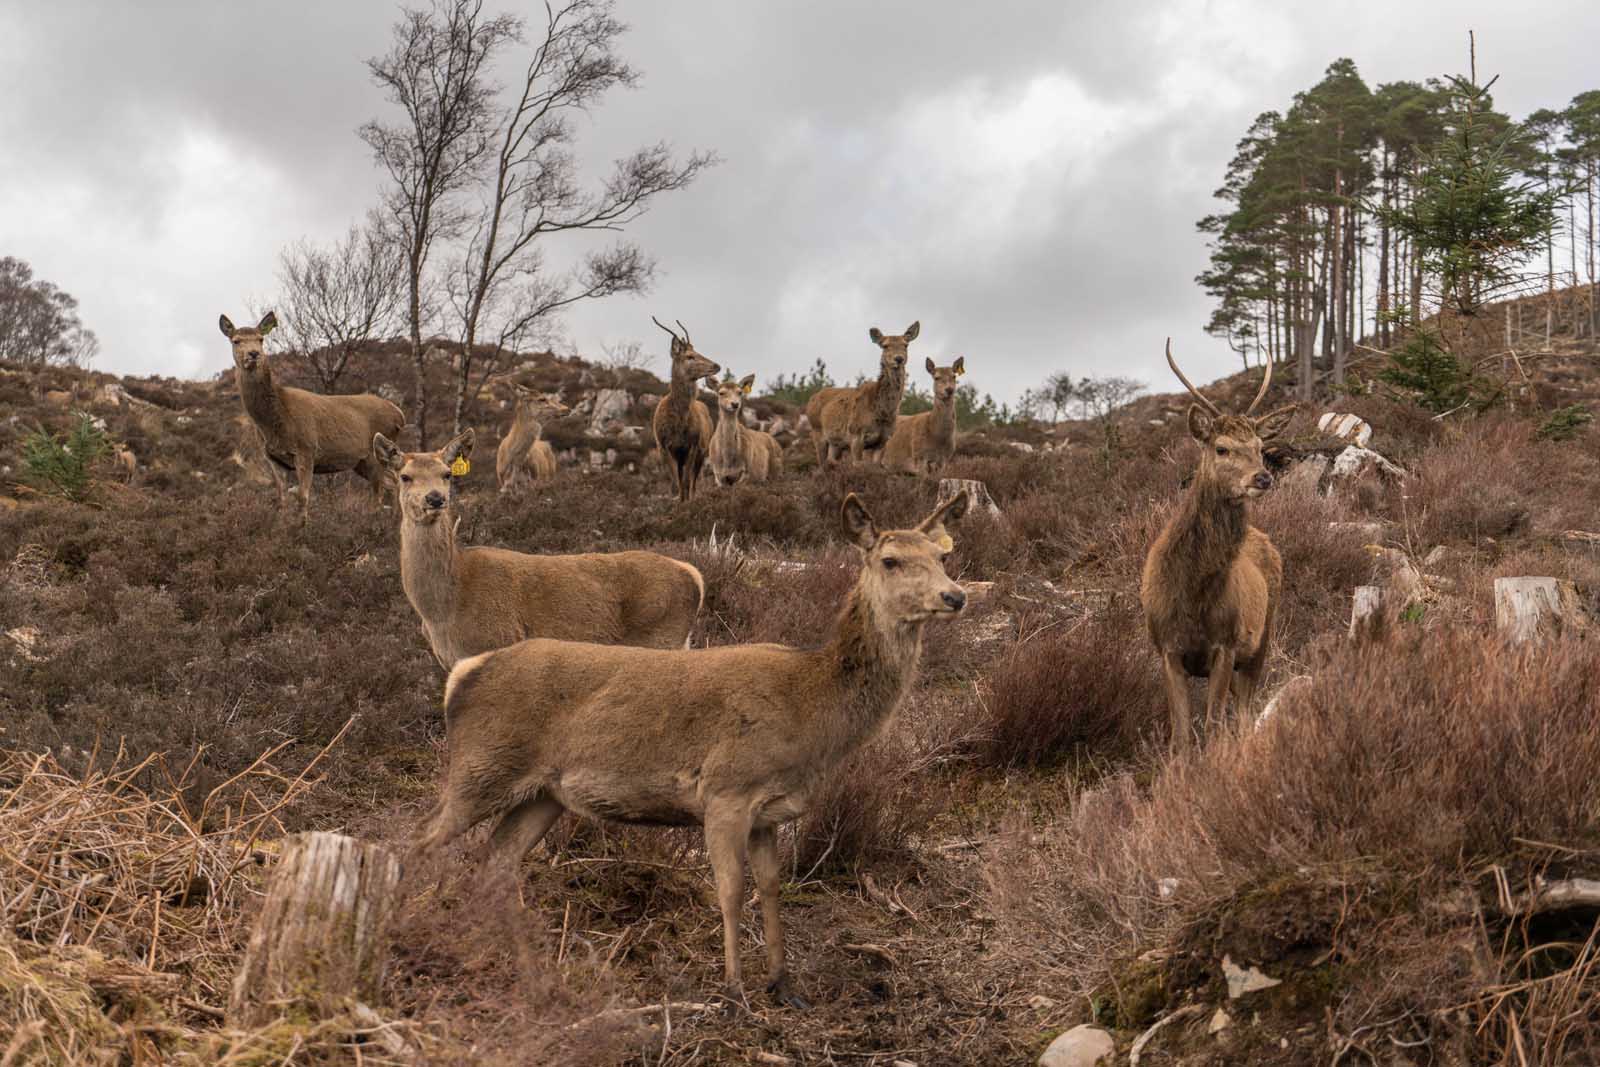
[374,429,704,669]
[219,311,405,522]
[883,356,964,475]
[413,490,972,1008]
[707,374,784,486]
[1141,341,1296,750]
[495,386,568,492]
[806,322,919,466]
[649,317,720,502]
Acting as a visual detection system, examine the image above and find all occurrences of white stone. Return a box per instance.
[1328,445,1406,484]
[1209,1007,1232,1034]
[1256,675,1313,729]
[1157,877,1179,899]
[588,388,633,433]
[1038,1024,1114,1067]
[1222,955,1282,999]
[1317,411,1372,447]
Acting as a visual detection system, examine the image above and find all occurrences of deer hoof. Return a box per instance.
[767,974,811,1011]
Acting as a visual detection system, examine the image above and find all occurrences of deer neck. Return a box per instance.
[815,585,924,757]
[398,509,461,626]
[237,366,288,439]
[713,407,742,450]
[929,393,957,445]
[512,410,543,443]
[871,364,906,421]
[1168,476,1250,597]
[666,366,699,415]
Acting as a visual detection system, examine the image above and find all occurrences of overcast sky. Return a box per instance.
[3,1,1597,403]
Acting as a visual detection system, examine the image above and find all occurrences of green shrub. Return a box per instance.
[1536,404,1593,442]
[21,414,109,501]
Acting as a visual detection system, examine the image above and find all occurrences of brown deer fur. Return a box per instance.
[707,374,784,486]
[496,386,566,492]
[413,491,971,1006]
[883,356,963,475]
[649,317,720,502]
[806,322,919,466]
[218,311,404,522]
[1140,341,1296,749]
[374,429,704,669]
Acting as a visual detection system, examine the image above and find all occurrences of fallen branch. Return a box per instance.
[1130,1004,1205,1066]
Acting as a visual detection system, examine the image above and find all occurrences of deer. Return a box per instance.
[883,356,964,475]
[218,311,405,523]
[496,386,568,492]
[649,317,720,502]
[706,374,784,487]
[805,322,918,467]
[1140,340,1296,751]
[411,489,971,1009]
[373,428,703,670]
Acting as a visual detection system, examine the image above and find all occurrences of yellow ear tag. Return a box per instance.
[935,531,954,552]
[450,456,470,477]
[742,382,753,395]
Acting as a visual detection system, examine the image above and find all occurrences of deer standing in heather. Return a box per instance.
[373,429,703,669]
[707,374,784,486]
[412,491,971,1008]
[650,317,720,502]
[1141,341,1296,750]
[883,357,964,475]
[496,386,567,492]
[219,311,405,522]
[806,322,919,466]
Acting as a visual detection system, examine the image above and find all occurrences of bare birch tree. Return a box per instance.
[273,216,406,392]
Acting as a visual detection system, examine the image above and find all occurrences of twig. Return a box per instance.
[1130,1004,1204,1066]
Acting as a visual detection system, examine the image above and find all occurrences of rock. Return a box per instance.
[769,415,790,436]
[605,447,618,468]
[1157,877,1180,899]
[1027,994,1058,1011]
[1317,411,1372,447]
[587,450,606,470]
[1349,585,1384,639]
[1278,454,1329,494]
[588,388,633,433]
[1328,520,1387,542]
[1328,445,1406,484]
[1494,577,1587,644]
[618,425,645,444]
[6,627,44,663]
[1209,1007,1232,1034]
[1007,441,1036,453]
[938,478,1000,517]
[1222,956,1282,999]
[1256,674,1312,729]
[796,414,812,436]
[1038,1024,1114,1067]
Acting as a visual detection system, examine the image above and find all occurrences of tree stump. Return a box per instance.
[938,478,999,516]
[1349,585,1384,639]
[228,832,401,1028]
[1494,577,1587,644]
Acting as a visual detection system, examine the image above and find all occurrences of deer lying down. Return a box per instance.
[374,429,703,669]
[219,311,405,523]
[413,490,971,1007]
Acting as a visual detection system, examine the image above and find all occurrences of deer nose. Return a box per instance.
[941,589,966,612]
[1252,471,1273,491]
[424,490,446,509]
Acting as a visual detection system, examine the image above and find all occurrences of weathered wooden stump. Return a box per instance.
[938,478,999,516]
[1348,585,1384,639]
[228,831,401,1028]
[1494,577,1587,644]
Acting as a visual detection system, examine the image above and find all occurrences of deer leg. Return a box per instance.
[750,825,807,1009]
[1205,646,1236,733]
[485,794,565,873]
[294,456,313,524]
[704,805,753,1001]
[1161,651,1193,752]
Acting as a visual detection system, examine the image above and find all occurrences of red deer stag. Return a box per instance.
[649,317,720,502]
[219,311,405,523]
[1141,341,1295,750]
[806,322,918,466]
[413,490,972,1008]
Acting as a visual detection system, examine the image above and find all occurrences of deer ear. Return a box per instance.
[1255,403,1298,441]
[218,314,236,339]
[1187,404,1216,443]
[373,433,403,472]
[868,327,884,345]
[740,374,755,395]
[953,356,965,376]
[257,311,277,335]
[903,321,920,341]
[440,428,475,466]
[841,493,879,550]
[925,356,937,375]
[920,490,970,537]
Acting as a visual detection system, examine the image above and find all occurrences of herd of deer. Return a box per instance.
[215,309,1294,1007]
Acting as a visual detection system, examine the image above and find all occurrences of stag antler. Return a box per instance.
[675,319,692,347]
[651,315,683,345]
[1165,339,1221,416]
[1244,353,1274,416]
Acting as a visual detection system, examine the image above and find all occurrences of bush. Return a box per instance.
[1536,404,1593,442]
[20,414,108,501]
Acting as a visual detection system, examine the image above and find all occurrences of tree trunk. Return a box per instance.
[228,832,401,1028]
[1377,155,1391,347]
[1494,577,1588,645]
[1329,166,1345,384]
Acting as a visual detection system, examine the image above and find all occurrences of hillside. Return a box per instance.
[3,297,1600,1064]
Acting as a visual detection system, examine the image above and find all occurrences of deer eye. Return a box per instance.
[881,557,900,571]
[400,474,412,484]
[1216,446,1229,456]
